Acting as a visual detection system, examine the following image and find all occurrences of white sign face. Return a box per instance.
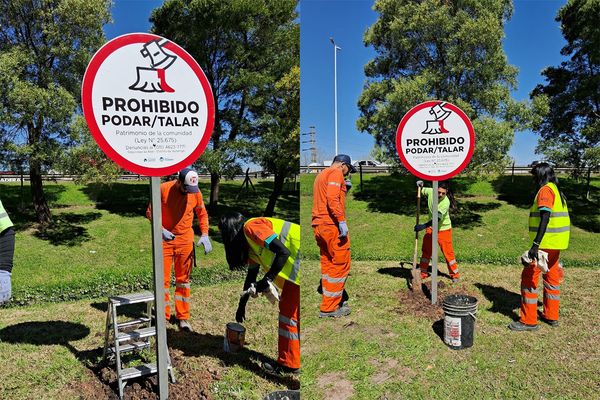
[396,101,474,180]
[82,33,214,176]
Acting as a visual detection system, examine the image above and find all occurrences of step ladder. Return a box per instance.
[102,291,176,399]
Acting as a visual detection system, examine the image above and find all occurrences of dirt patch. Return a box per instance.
[369,358,416,385]
[69,347,216,400]
[396,280,481,321]
[317,372,354,400]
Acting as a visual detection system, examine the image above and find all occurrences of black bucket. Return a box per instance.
[263,390,300,400]
[442,294,478,350]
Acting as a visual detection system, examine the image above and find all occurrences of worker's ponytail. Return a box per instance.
[218,212,249,270]
[439,180,458,212]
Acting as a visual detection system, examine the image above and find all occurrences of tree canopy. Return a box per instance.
[151,0,299,209]
[357,0,545,174]
[531,0,600,176]
[0,0,111,223]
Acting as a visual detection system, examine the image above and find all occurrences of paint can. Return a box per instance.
[223,322,245,352]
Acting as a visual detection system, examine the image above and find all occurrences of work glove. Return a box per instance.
[235,297,248,323]
[528,243,540,261]
[338,220,349,238]
[0,270,12,305]
[162,228,175,241]
[414,223,427,232]
[255,278,280,304]
[416,180,424,187]
[197,235,213,254]
[345,179,352,191]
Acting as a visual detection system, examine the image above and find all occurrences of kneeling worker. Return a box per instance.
[219,212,300,375]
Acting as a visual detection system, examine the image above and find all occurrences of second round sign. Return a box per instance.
[396,101,475,181]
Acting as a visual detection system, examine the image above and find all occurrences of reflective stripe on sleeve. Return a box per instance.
[327,182,341,187]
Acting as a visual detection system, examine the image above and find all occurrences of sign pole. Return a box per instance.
[431,180,439,305]
[150,177,168,399]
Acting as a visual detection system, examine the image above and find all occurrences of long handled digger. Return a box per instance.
[411,186,423,292]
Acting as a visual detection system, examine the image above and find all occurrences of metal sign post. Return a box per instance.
[395,101,475,306]
[82,33,215,400]
[150,177,168,399]
[431,180,439,304]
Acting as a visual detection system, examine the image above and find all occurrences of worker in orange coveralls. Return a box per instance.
[219,212,300,376]
[146,168,212,332]
[509,162,570,331]
[312,154,356,318]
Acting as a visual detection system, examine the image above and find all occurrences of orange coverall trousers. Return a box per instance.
[519,249,562,325]
[314,224,350,313]
[419,227,459,279]
[278,280,300,369]
[162,240,194,321]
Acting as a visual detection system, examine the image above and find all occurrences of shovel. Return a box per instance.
[411,186,423,291]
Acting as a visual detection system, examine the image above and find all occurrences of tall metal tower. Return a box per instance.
[302,126,317,164]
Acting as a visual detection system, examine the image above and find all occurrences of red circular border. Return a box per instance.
[81,33,215,176]
[395,101,475,181]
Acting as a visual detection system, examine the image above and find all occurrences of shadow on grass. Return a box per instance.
[167,328,300,390]
[82,182,150,217]
[0,184,69,231]
[432,319,444,342]
[33,211,102,246]
[474,283,530,320]
[352,174,500,229]
[493,175,600,233]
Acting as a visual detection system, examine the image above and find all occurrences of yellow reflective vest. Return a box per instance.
[0,200,14,233]
[245,218,300,289]
[528,183,570,250]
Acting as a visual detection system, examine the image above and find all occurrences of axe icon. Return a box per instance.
[422,102,451,134]
[140,39,177,69]
[129,39,177,93]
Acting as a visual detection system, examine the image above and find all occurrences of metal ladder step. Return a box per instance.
[117,326,156,343]
[109,291,154,306]
[120,363,158,380]
[106,341,152,356]
[117,317,151,329]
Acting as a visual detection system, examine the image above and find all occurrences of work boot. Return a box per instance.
[319,305,351,318]
[178,319,193,332]
[262,361,300,376]
[538,312,559,327]
[508,320,539,331]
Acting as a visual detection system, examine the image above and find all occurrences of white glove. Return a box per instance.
[162,228,175,241]
[263,280,280,305]
[241,283,259,299]
[416,180,424,187]
[338,221,349,238]
[0,270,12,305]
[197,235,213,254]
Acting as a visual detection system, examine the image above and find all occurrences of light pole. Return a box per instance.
[330,37,341,156]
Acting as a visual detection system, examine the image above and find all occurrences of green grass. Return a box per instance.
[301,173,600,267]
[0,280,298,399]
[0,179,298,306]
[301,260,600,399]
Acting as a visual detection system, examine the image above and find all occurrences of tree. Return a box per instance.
[357,0,545,175]
[249,65,300,217]
[0,0,111,224]
[150,0,298,210]
[531,0,600,181]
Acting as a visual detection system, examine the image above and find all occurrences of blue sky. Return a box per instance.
[300,0,567,165]
[105,0,567,167]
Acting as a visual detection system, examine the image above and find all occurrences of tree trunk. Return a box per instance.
[29,161,52,225]
[264,173,285,217]
[209,172,220,212]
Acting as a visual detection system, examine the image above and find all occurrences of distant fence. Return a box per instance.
[0,171,269,183]
[300,165,594,175]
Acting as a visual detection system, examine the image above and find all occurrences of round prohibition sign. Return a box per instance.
[395,101,475,181]
[82,33,215,177]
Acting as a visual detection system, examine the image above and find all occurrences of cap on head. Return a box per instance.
[333,154,357,173]
[178,168,199,193]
